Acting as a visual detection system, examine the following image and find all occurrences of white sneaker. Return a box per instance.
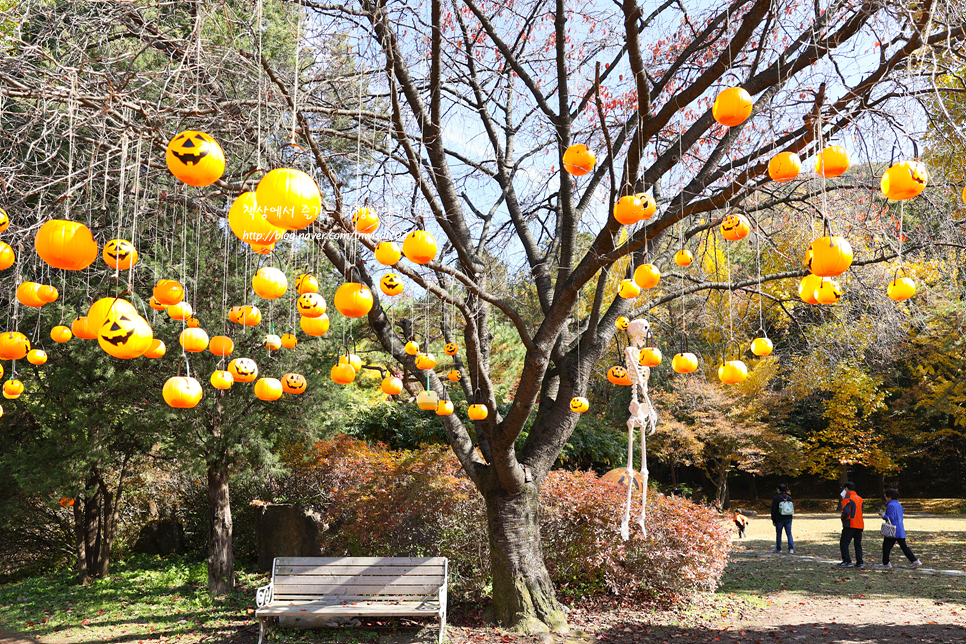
[789,549,795,554]
[874,563,892,569]
[910,560,923,569]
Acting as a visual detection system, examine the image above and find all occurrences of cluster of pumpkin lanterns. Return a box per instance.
[562,86,928,389]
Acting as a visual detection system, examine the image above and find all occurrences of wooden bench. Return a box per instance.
[255,556,448,644]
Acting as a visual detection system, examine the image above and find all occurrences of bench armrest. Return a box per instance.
[255,582,274,608]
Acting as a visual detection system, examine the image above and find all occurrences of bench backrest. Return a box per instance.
[271,557,447,603]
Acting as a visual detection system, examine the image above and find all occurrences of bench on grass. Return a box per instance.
[255,556,448,644]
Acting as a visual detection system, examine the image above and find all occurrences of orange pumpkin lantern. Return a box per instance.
[0,241,14,270]
[187,317,201,329]
[808,236,853,277]
[814,146,850,178]
[263,334,282,351]
[3,379,25,399]
[71,317,98,340]
[672,352,699,374]
[26,349,47,366]
[718,360,748,384]
[888,276,916,301]
[297,292,327,318]
[436,400,455,416]
[331,362,356,384]
[254,378,283,401]
[228,358,259,383]
[569,397,590,413]
[712,87,753,127]
[210,370,234,390]
[352,207,380,234]
[333,282,373,318]
[750,338,773,357]
[228,192,284,246]
[633,264,661,290]
[39,285,58,304]
[149,296,168,311]
[815,278,843,305]
[35,220,98,271]
[721,214,751,241]
[615,316,629,330]
[281,333,298,349]
[402,231,438,264]
[674,250,693,267]
[165,130,225,187]
[163,376,203,408]
[87,297,138,329]
[881,161,928,201]
[0,332,31,360]
[638,347,662,367]
[144,339,166,359]
[0,207,7,232]
[208,336,235,356]
[374,241,402,266]
[51,326,72,343]
[562,144,596,176]
[235,305,261,326]
[444,342,458,356]
[380,273,403,296]
[102,239,138,270]
[415,353,437,370]
[179,328,210,353]
[252,266,288,299]
[607,366,632,385]
[339,354,363,373]
[405,341,419,355]
[281,373,307,394]
[16,282,46,308]
[613,196,645,225]
[798,274,823,305]
[636,192,657,220]
[153,280,185,306]
[300,314,330,336]
[98,310,154,359]
[295,273,319,295]
[256,168,322,231]
[448,369,461,382]
[768,152,802,182]
[618,279,640,299]
[167,301,193,322]
[381,376,403,395]
[468,403,488,420]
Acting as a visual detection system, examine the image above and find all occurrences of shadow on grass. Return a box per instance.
[721,555,966,603]
[596,621,966,644]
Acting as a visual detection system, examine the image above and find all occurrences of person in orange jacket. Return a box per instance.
[837,482,865,568]
[733,510,748,538]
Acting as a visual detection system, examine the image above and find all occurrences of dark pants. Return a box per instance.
[735,521,746,538]
[775,520,793,551]
[883,537,917,565]
[840,527,864,564]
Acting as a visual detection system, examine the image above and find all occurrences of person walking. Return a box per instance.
[733,510,748,538]
[771,483,795,554]
[838,482,865,568]
[874,488,923,570]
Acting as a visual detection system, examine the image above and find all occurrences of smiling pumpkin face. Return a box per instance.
[103,239,138,270]
[228,358,258,383]
[720,214,751,241]
[296,292,326,318]
[0,207,8,233]
[569,397,590,413]
[97,311,153,359]
[379,273,403,296]
[444,342,458,356]
[165,131,226,187]
[282,373,307,394]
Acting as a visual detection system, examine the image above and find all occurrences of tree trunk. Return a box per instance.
[83,478,101,576]
[482,482,567,633]
[207,460,234,595]
[838,462,849,487]
[72,497,89,585]
[670,462,678,487]
[96,480,114,579]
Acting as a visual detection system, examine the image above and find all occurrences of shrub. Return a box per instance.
[277,437,729,603]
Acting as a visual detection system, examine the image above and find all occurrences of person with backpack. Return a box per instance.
[771,483,795,554]
[838,482,865,568]
[733,509,748,538]
[874,488,923,570]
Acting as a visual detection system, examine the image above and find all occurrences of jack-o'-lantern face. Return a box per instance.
[296,292,326,318]
[379,273,403,296]
[165,131,226,187]
[720,214,751,241]
[569,396,590,413]
[444,342,458,356]
[99,313,137,348]
[282,373,307,394]
[616,316,630,330]
[607,366,630,385]
[448,369,461,382]
[103,239,138,270]
[0,207,8,233]
[228,358,258,383]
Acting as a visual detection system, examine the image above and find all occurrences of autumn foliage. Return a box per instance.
[279,437,730,602]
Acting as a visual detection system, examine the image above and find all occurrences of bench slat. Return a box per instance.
[275,575,442,586]
[257,601,440,618]
[276,565,444,576]
[272,594,436,601]
[274,583,440,594]
[274,557,445,566]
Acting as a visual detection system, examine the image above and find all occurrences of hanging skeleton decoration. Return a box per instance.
[621,318,659,540]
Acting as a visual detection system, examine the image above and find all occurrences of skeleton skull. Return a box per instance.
[626,318,651,347]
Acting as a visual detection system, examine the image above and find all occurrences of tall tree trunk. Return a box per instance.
[670,462,678,487]
[207,460,234,595]
[838,462,849,487]
[72,497,89,585]
[482,482,567,633]
[83,478,101,576]
[749,473,759,502]
[96,480,114,579]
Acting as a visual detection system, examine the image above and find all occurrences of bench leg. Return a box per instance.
[439,611,446,644]
[257,617,265,644]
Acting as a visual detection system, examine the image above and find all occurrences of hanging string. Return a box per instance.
[127,136,143,293]
[256,0,264,171]
[756,215,764,334]
[290,4,302,144]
